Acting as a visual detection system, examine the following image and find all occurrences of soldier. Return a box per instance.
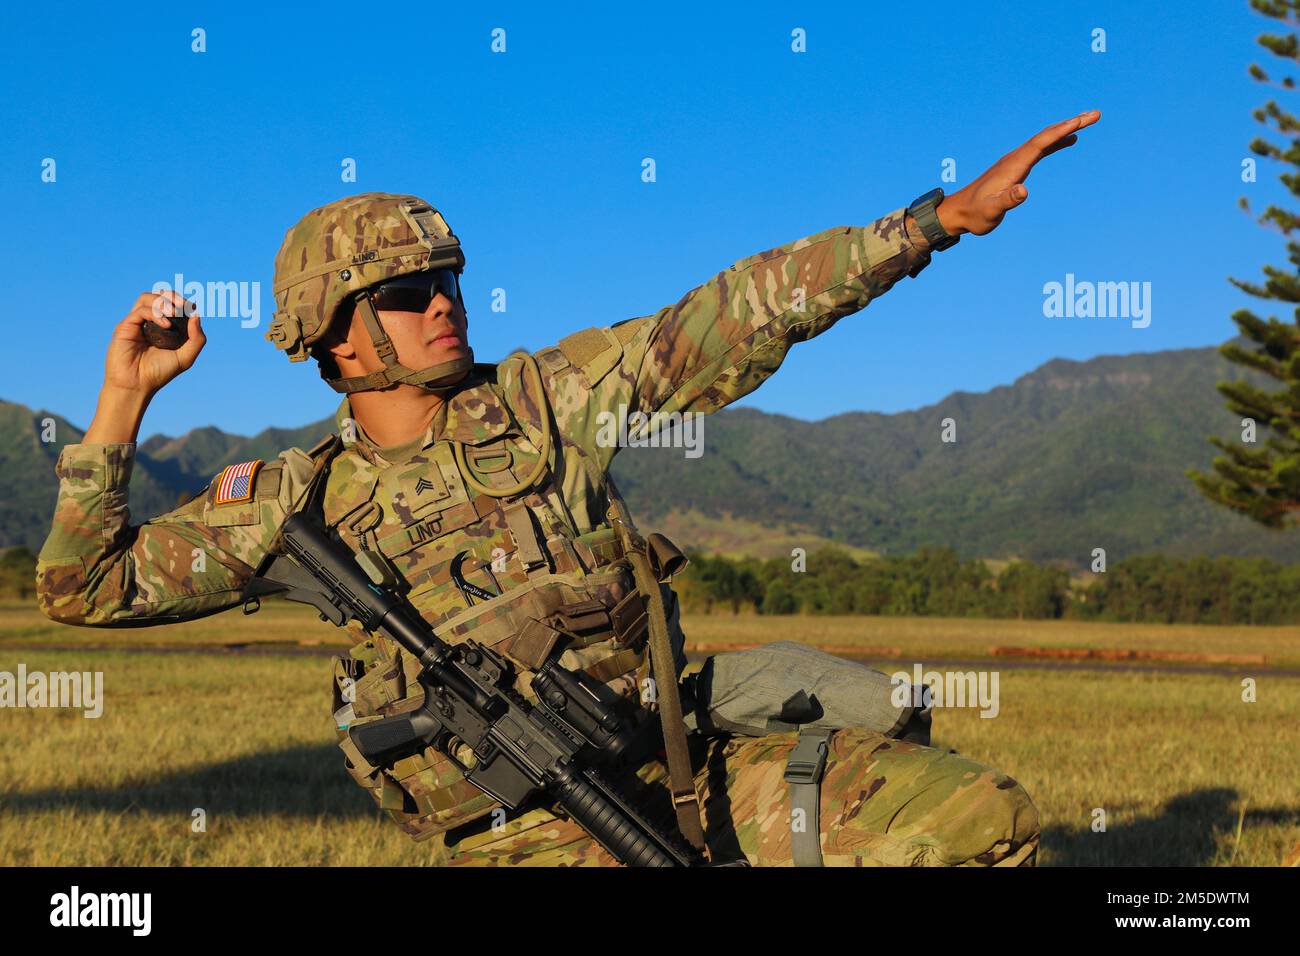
[37,110,1101,866]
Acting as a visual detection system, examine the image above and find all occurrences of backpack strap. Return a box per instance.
[785,728,833,867]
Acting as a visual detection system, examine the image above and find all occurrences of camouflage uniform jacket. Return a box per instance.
[37,210,932,839]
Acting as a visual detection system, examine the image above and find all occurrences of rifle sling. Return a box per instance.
[609,499,708,856]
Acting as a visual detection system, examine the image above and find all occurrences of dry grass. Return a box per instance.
[680,613,1300,669]
[9,602,1298,669]
[1,606,1297,866]
[0,648,434,866]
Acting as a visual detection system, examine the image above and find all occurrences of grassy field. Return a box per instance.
[7,600,1299,667]
[1,604,1297,866]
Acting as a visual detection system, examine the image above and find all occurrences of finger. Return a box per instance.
[123,301,169,330]
[992,145,1039,185]
[136,293,175,327]
[991,183,1029,213]
[154,290,191,322]
[169,290,199,319]
[1029,110,1099,151]
[1040,133,1079,159]
[126,293,168,327]
[145,301,173,329]
[176,314,206,369]
[1007,111,1099,181]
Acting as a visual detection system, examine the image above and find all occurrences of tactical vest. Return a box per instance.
[316,360,687,843]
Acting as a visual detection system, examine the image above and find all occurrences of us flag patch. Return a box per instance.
[214,460,263,505]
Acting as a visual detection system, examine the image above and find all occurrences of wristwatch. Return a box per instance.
[907,188,960,252]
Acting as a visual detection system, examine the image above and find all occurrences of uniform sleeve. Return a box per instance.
[35,441,317,626]
[540,207,932,470]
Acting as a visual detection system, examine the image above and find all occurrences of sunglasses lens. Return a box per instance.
[369,269,460,312]
[371,286,430,313]
[433,271,459,299]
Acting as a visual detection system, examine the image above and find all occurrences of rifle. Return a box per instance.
[246,512,701,867]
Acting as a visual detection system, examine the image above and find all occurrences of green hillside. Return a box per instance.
[138,420,333,494]
[608,346,1300,566]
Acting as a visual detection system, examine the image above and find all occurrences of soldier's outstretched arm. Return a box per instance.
[542,110,1100,469]
[35,291,315,626]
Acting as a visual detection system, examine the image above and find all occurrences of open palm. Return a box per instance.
[939,109,1101,237]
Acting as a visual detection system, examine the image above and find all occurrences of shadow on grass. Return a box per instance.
[1043,787,1300,866]
[8,752,1296,867]
[0,744,377,818]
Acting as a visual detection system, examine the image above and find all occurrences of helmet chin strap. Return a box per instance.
[325,291,474,395]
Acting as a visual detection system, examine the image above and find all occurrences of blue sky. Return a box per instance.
[0,1,1289,437]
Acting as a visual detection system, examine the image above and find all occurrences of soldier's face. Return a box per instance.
[341,291,470,376]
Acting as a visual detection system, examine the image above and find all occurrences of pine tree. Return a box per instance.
[1190,0,1300,528]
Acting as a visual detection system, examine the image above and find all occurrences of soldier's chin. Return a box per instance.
[428,340,469,361]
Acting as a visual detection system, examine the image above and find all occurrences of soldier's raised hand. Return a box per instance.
[936,109,1101,237]
[103,290,207,397]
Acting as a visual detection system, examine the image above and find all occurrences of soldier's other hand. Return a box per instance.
[936,109,1101,237]
[103,291,207,396]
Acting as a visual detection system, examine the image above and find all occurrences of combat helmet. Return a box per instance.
[268,192,473,393]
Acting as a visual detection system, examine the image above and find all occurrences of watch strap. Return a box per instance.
[908,188,960,253]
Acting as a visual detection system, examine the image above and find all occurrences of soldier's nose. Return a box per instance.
[427,295,454,320]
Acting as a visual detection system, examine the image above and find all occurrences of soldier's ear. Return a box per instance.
[328,335,358,361]
[327,318,361,362]
[311,303,359,363]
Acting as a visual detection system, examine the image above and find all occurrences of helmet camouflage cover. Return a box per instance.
[269,192,470,392]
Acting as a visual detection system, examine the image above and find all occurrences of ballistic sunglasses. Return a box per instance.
[366,268,461,314]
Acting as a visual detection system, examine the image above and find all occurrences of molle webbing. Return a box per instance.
[503,502,548,572]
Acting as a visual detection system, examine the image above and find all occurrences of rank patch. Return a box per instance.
[214,460,263,505]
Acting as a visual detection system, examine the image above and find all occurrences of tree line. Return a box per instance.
[673,547,1300,625]
[0,548,37,600]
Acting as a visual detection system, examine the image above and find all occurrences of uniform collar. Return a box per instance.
[333,367,516,463]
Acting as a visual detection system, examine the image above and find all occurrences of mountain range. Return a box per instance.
[3,344,1295,567]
